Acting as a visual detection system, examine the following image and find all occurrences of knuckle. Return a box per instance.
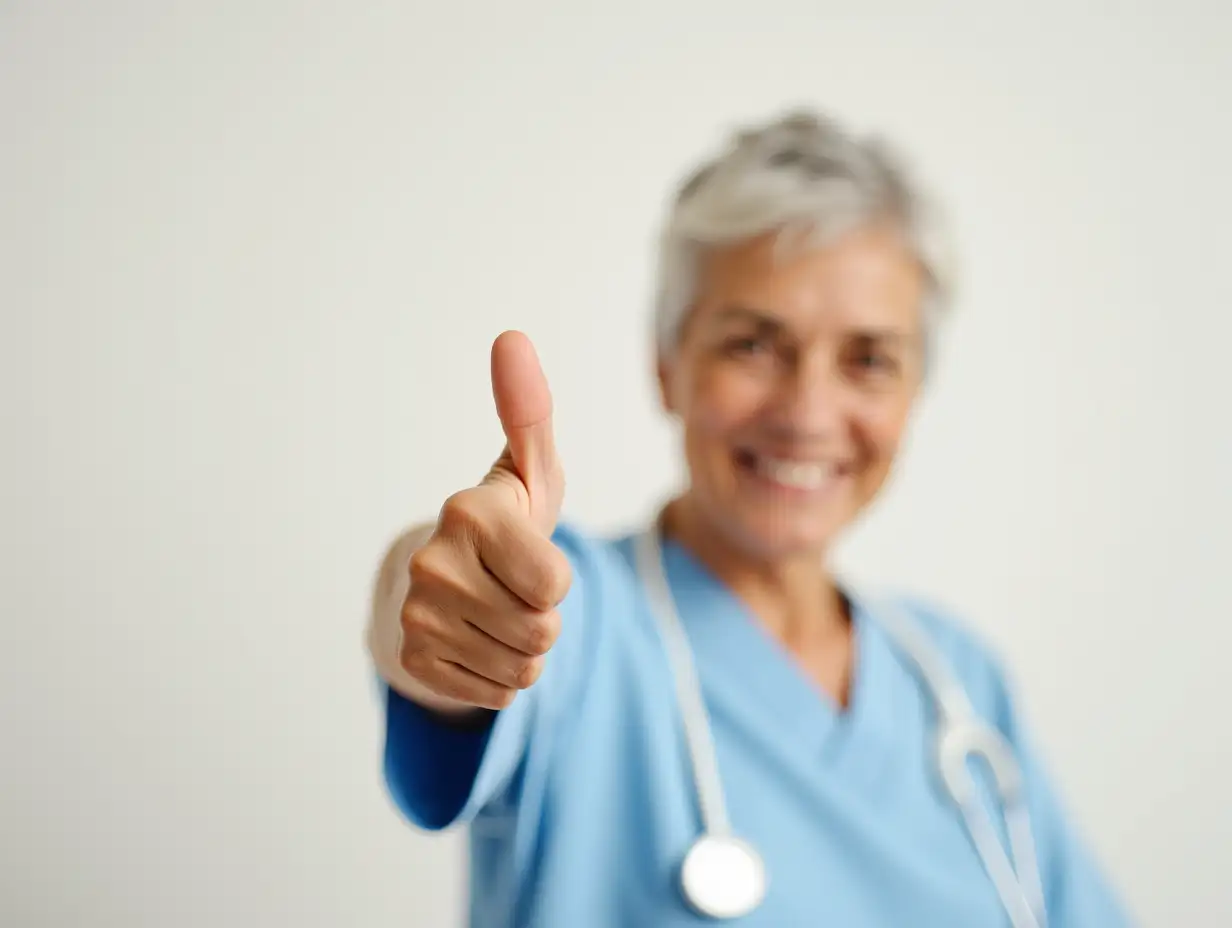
[398,639,432,677]
[407,543,454,590]
[537,552,573,607]
[523,612,560,656]
[511,656,544,690]
[399,597,432,633]
[437,490,484,536]
[521,552,571,611]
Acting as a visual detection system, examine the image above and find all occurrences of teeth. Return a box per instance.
[756,457,831,490]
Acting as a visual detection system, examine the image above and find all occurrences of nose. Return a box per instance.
[774,351,847,437]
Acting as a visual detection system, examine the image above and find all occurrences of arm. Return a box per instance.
[370,518,595,832]
[368,331,574,830]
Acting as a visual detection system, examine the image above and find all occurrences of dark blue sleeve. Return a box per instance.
[382,686,498,830]
[378,521,599,832]
[381,676,539,830]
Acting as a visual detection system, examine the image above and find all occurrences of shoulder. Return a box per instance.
[550,519,637,574]
[550,517,665,599]
[545,518,646,641]
[548,519,642,599]
[527,521,647,719]
[872,591,1022,736]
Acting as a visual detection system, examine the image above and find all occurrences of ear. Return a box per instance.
[656,353,677,416]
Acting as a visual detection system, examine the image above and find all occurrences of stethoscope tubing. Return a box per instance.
[635,525,1048,928]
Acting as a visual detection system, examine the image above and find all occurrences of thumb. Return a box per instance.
[484,330,564,532]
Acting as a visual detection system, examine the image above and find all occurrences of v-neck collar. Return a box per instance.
[652,534,904,784]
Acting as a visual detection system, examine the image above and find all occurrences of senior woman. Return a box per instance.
[367,111,1131,927]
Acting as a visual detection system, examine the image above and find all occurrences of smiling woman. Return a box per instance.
[366,110,1133,927]
[659,225,927,569]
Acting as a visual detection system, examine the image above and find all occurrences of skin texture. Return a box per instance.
[372,223,927,714]
[657,223,927,706]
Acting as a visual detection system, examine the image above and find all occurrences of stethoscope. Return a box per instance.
[633,524,1050,928]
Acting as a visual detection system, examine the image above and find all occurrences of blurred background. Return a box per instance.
[2,2,1230,926]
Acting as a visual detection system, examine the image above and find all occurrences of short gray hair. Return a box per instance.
[652,109,955,360]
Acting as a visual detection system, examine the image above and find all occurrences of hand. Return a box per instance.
[398,331,571,711]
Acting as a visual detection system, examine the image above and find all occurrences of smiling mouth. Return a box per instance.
[734,449,845,491]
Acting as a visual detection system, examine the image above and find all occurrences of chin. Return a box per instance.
[748,514,838,559]
[713,500,845,563]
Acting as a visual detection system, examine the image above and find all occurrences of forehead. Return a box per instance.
[690,224,926,335]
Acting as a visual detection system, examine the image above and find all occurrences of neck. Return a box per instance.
[660,494,849,647]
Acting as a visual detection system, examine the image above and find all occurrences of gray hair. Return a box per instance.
[652,109,955,361]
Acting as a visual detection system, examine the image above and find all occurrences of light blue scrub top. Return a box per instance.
[380,523,1131,927]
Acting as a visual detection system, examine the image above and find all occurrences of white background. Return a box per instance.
[3,2,1230,926]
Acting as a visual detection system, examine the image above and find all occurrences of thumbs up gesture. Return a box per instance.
[399,332,572,711]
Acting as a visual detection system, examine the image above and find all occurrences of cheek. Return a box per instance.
[855,402,913,472]
[684,366,767,438]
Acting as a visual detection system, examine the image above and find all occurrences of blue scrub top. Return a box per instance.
[380,523,1131,927]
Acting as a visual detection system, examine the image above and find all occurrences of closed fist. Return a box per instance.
[398,332,571,711]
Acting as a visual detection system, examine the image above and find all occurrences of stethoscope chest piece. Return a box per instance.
[679,833,767,920]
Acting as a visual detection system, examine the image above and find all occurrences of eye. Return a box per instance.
[846,344,901,378]
[723,334,773,358]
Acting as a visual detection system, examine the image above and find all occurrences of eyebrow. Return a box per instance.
[708,305,918,343]
[704,306,799,339]
[710,306,784,327]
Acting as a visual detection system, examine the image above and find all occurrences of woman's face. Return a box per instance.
[659,224,927,561]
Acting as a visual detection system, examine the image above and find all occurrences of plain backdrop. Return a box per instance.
[3,2,1230,926]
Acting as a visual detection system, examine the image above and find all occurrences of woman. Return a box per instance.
[367,111,1131,926]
